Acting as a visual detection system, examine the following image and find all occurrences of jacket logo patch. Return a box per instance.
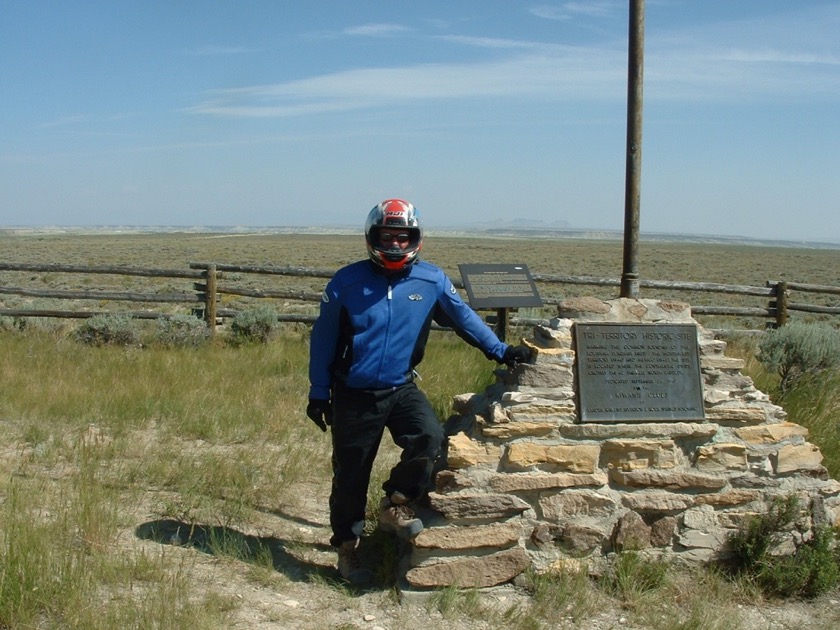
[321,291,330,303]
[408,294,423,301]
[450,285,457,294]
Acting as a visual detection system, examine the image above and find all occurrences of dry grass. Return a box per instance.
[2,231,839,331]
[2,232,840,628]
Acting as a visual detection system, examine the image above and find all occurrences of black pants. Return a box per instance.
[328,382,444,547]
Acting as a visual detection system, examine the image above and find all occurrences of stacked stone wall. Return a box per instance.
[403,298,840,589]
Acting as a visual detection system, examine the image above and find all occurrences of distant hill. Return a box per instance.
[460,226,840,250]
[2,224,838,250]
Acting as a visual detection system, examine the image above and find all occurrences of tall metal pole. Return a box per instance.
[620,0,645,298]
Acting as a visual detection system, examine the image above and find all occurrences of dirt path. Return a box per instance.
[122,488,840,630]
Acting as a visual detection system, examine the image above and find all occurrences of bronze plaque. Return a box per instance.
[574,323,705,423]
[458,263,543,309]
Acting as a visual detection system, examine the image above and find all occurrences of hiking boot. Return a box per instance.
[378,495,424,540]
[336,539,374,586]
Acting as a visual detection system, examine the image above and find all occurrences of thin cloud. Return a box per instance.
[644,5,840,100]
[529,2,622,21]
[435,35,552,50]
[344,23,412,37]
[707,48,840,66]
[564,2,622,18]
[528,6,571,21]
[184,52,626,119]
[186,4,840,119]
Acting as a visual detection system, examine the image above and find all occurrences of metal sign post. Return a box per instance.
[621,0,645,299]
[458,263,542,343]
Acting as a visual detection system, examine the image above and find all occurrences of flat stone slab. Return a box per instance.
[405,547,530,588]
[428,492,531,521]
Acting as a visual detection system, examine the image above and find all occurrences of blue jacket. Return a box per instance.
[308,259,509,400]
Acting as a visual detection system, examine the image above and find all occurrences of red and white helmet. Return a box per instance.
[364,199,423,271]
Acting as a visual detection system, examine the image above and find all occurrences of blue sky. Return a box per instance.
[2,1,839,242]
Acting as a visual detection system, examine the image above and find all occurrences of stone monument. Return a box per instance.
[401,298,840,590]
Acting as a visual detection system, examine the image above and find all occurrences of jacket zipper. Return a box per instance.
[378,276,394,381]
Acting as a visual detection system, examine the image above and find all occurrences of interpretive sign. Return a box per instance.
[458,264,542,309]
[574,323,705,423]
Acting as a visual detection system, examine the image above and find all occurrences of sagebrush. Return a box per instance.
[758,320,840,392]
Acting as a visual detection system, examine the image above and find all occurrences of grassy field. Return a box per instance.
[1,232,840,629]
[3,231,839,287]
[2,230,839,333]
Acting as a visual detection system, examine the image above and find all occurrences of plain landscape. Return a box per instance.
[2,228,839,323]
[1,230,840,629]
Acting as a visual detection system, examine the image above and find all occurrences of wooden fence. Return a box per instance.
[2,261,840,335]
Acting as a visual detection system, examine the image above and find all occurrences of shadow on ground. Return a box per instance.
[135,518,402,590]
[135,518,335,582]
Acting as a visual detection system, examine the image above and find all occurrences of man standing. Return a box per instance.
[307,199,530,584]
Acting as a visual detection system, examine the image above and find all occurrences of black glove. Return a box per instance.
[503,345,531,367]
[306,398,332,432]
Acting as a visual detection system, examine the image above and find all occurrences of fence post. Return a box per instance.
[767,280,788,328]
[494,307,509,343]
[205,264,217,335]
[775,280,788,327]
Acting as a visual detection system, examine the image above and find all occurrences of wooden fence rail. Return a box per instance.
[0,286,198,303]
[2,262,839,334]
[0,262,204,279]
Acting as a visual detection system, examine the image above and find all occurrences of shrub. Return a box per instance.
[229,305,279,344]
[758,321,840,392]
[600,551,669,602]
[155,314,210,348]
[0,316,27,332]
[758,527,840,599]
[73,314,139,347]
[728,495,800,574]
[726,495,840,598]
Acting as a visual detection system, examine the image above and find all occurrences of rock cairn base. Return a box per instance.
[403,298,840,590]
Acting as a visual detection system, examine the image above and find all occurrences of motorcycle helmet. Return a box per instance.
[364,199,423,271]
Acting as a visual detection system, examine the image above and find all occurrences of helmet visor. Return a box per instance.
[370,225,421,252]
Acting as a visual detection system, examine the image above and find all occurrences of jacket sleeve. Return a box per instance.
[308,279,341,400]
[433,270,509,362]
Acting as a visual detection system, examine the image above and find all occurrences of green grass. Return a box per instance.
[785,377,840,477]
[2,232,840,627]
[0,441,230,629]
[2,325,840,628]
[0,327,502,627]
[0,328,309,439]
[0,330,830,628]
[727,336,840,479]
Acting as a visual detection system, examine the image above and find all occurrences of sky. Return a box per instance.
[1,1,839,243]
